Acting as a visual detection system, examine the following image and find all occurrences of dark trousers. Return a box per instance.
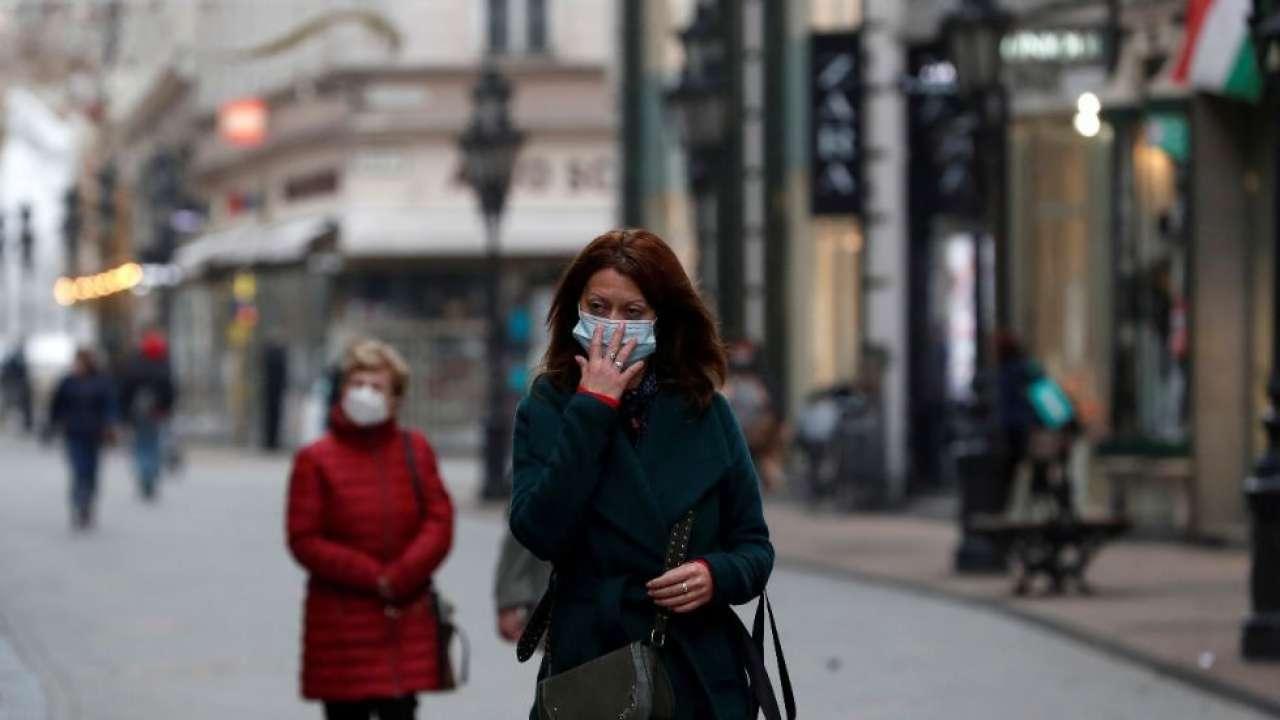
[263,390,284,451]
[323,696,417,720]
[65,435,102,519]
[1,385,32,432]
[134,420,161,499]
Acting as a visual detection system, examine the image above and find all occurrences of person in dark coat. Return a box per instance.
[262,339,288,451]
[119,329,176,500]
[286,339,454,720]
[510,228,775,719]
[1,342,34,433]
[47,348,118,530]
[996,331,1037,508]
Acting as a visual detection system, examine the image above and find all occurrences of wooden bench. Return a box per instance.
[971,430,1130,595]
[971,514,1129,595]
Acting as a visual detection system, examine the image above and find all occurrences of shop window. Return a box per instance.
[1111,110,1191,447]
[810,218,862,388]
[284,169,339,203]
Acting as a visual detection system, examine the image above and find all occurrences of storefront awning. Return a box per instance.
[175,215,336,275]
[337,205,613,258]
[176,204,611,274]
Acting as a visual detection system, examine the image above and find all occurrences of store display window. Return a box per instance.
[1110,109,1192,448]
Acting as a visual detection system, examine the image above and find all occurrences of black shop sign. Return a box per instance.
[810,31,864,217]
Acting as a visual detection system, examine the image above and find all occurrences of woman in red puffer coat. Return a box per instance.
[286,339,454,720]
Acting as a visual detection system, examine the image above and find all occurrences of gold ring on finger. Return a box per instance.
[614,360,624,370]
[681,581,689,595]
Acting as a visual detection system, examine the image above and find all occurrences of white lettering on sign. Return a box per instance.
[449,154,615,195]
[811,31,863,216]
[815,53,859,166]
[1000,30,1105,64]
[818,54,854,89]
[820,90,855,121]
[821,163,857,195]
[363,84,432,110]
[817,126,857,159]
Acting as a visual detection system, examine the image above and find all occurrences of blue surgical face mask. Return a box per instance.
[572,310,657,366]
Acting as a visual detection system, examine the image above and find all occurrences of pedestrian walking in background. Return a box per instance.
[996,331,1038,509]
[722,339,787,494]
[510,229,787,719]
[286,339,455,720]
[46,348,118,530]
[1,341,34,434]
[493,523,551,642]
[118,329,176,501]
[261,337,288,451]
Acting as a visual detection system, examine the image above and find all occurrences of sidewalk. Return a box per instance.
[88,442,1275,713]
[0,620,47,720]
[762,501,1279,716]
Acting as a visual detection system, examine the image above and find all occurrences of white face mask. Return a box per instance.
[572,310,657,367]
[342,385,391,427]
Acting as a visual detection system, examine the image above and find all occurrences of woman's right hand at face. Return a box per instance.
[574,322,645,401]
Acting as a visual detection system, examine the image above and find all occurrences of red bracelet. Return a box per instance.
[576,387,620,409]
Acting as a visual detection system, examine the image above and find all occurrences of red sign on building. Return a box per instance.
[218,98,268,147]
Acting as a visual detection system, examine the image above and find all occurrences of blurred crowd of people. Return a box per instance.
[2,330,178,530]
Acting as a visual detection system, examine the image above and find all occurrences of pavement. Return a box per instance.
[0,433,1274,719]
[763,502,1280,716]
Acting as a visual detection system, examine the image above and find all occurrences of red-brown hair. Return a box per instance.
[539,228,727,412]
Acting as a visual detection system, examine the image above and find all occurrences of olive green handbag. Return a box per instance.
[516,511,694,720]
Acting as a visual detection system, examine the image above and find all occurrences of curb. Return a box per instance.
[775,554,1280,719]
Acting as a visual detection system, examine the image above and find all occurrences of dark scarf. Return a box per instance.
[619,369,660,446]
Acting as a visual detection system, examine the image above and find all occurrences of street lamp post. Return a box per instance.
[459,62,525,502]
[1243,1,1280,661]
[18,205,35,339]
[944,0,1013,574]
[665,0,727,304]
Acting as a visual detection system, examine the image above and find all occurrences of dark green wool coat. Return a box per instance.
[510,376,774,719]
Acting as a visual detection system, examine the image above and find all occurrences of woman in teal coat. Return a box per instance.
[510,228,774,718]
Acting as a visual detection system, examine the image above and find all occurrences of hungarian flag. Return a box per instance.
[1172,0,1263,103]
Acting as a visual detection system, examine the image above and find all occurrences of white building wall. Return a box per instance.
[0,87,83,358]
[186,1,615,113]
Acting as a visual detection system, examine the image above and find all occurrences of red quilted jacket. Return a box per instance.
[286,407,454,701]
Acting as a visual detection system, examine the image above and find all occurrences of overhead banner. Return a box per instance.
[810,31,865,217]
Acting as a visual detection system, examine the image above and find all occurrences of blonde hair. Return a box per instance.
[342,338,410,397]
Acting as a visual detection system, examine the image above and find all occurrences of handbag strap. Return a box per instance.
[516,572,553,662]
[404,431,468,682]
[402,430,426,520]
[401,430,436,598]
[732,590,796,720]
[649,509,695,648]
[516,509,696,663]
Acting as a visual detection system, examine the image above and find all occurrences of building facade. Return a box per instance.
[0,87,83,388]
[905,0,1270,540]
[623,0,1273,537]
[622,0,913,504]
[99,1,618,449]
